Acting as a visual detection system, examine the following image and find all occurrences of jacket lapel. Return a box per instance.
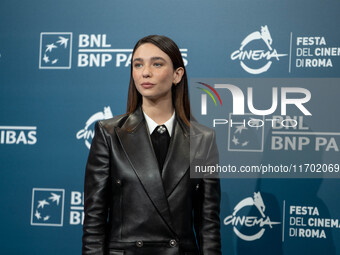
[114,108,177,236]
[162,118,203,198]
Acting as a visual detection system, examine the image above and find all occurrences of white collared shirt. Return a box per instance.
[143,111,175,137]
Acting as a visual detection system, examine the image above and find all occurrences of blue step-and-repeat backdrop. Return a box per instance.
[1,0,340,254]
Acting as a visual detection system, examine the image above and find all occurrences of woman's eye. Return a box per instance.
[134,63,142,68]
[153,63,163,67]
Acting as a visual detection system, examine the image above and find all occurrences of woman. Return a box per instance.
[82,35,221,255]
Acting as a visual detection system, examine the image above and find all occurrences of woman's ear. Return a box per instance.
[173,67,184,84]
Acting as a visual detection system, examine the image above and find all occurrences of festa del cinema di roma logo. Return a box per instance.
[231,25,287,74]
[224,192,281,241]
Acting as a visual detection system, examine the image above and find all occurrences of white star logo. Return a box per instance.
[56,36,69,48]
[242,141,249,147]
[45,43,57,53]
[43,54,49,63]
[232,136,239,145]
[35,210,41,220]
[49,193,61,205]
[249,118,262,130]
[234,125,248,134]
[37,199,50,209]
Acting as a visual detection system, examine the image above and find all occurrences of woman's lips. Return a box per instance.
[141,82,155,89]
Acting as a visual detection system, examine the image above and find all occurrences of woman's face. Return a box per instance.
[132,43,183,102]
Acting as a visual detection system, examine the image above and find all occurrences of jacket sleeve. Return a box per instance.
[82,121,111,255]
[195,130,222,255]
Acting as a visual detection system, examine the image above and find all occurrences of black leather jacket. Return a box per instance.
[82,108,221,255]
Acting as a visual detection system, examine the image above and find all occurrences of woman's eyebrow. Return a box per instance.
[132,56,166,63]
[150,56,166,61]
[132,57,143,63]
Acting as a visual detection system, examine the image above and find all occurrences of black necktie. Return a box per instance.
[151,125,170,172]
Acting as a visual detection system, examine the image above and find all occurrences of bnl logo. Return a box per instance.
[39,32,72,69]
[228,114,265,152]
[31,188,65,226]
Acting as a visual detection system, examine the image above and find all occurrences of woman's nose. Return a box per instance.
[142,66,152,77]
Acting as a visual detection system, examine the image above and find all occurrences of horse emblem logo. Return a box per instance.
[240,25,273,51]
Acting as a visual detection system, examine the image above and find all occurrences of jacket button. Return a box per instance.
[116,179,121,185]
[136,240,143,247]
[196,184,200,190]
[169,239,177,247]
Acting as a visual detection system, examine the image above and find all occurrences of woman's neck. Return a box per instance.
[142,97,174,125]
